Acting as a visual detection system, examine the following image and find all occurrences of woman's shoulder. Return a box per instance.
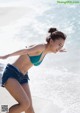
[26,43,45,52]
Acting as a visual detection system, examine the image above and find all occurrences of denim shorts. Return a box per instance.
[1,64,30,87]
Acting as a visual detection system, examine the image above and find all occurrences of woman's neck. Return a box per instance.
[44,43,52,54]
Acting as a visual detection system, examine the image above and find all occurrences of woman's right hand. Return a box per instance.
[0,54,9,59]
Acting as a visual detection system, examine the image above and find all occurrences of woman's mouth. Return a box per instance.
[56,49,58,52]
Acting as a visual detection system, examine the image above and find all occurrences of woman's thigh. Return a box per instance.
[4,78,30,104]
[21,83,32,105]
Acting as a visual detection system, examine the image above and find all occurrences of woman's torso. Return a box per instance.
[12,44,47,75]
[12,54,33,74]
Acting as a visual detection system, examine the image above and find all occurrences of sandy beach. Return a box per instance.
[0,64,62,113]
[0,87,62,113]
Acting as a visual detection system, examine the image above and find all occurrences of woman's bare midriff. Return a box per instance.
[12,54,33,75]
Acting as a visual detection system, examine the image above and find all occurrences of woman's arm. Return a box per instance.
[0,44,43,59]
[0,49,28,59]
[0,54,10,59]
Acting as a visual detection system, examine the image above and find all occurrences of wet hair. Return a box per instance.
[46,28,66,43]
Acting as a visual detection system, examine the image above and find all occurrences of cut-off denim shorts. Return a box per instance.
[1,64,30,87]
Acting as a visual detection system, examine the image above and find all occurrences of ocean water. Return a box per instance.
[0,0,80,112]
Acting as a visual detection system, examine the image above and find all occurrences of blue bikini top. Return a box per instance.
[27,51,45,66]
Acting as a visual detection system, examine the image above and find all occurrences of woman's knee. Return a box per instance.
[21,98,31,111]
[26,104,35,113]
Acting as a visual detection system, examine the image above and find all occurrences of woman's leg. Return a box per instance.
[4,78,30,113]
[21,83,35,113]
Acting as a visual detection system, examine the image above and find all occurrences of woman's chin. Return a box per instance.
[52,51,57,53]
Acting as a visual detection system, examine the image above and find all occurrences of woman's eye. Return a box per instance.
[59,44,63,47]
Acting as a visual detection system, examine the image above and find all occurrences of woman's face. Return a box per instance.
[49,38,65,53]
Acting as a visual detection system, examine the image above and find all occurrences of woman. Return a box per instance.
[0,28,66,113]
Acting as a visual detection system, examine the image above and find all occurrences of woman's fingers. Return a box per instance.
[59,49,67,52]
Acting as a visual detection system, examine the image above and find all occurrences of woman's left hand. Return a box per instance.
[59,48,67,52]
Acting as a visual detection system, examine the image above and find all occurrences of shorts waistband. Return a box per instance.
[6,64,28,76]
[6,64,26,76]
